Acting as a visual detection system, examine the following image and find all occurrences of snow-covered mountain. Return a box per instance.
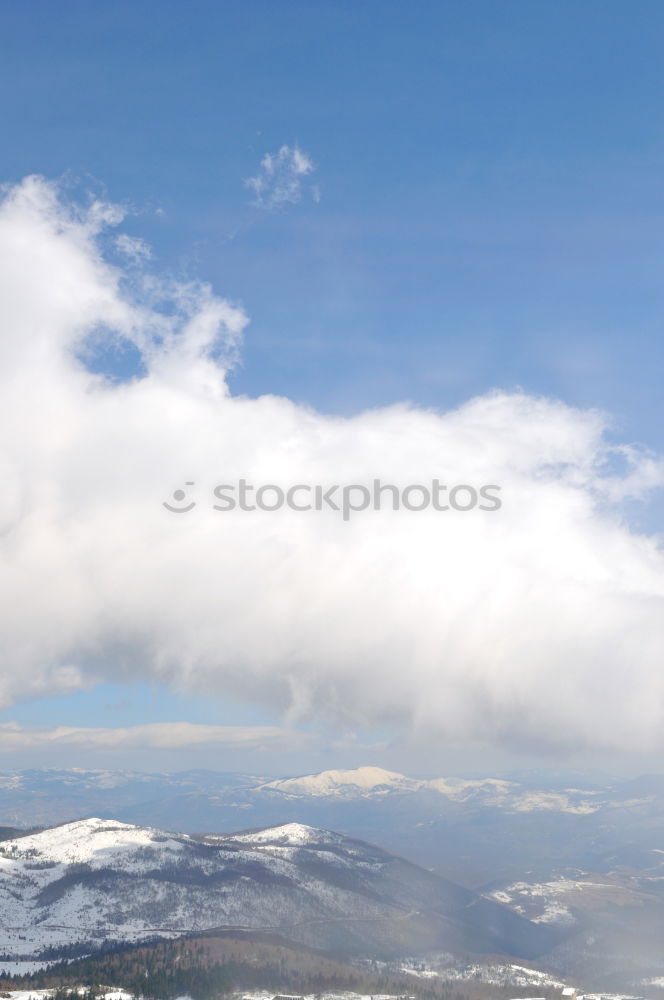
[259,766,421,797]
[261,767,603,814]
[0,817,560,963]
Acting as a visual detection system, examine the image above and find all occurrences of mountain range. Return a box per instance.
[2,765,663,886]
[3,767,664,986]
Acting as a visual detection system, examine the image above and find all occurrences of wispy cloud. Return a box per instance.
[0,722,307,752]
[245,144,316,209]
[114,233,152,262]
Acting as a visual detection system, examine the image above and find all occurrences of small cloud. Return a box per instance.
[0,722,308,753]
[328,731,390,753]
[115,233,152,262]
[104,698,131,711]
[245,144,316,210]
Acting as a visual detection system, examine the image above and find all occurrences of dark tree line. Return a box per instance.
[0,934,553,1000]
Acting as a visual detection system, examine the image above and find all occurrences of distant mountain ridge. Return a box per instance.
[259,765,420,797]
[2,765,664,888]
[0,763,619,822]
[260,766,589,810]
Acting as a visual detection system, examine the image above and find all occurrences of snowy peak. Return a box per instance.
[229,822,340,845]
[259,767,602,814]
[0,816,186,867]
[426,777,517,802]
[260,766,512,801]
[261,766,420,798]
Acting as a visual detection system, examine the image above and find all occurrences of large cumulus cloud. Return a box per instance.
[2,175,664,752]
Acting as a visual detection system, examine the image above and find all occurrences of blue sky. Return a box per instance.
[3,1,664,431]
[2,1,664,773]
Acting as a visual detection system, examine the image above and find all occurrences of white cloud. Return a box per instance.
[245,144,316,209]
[0,721,305,752]
[114,233,152,262]
[1,176,664,755]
